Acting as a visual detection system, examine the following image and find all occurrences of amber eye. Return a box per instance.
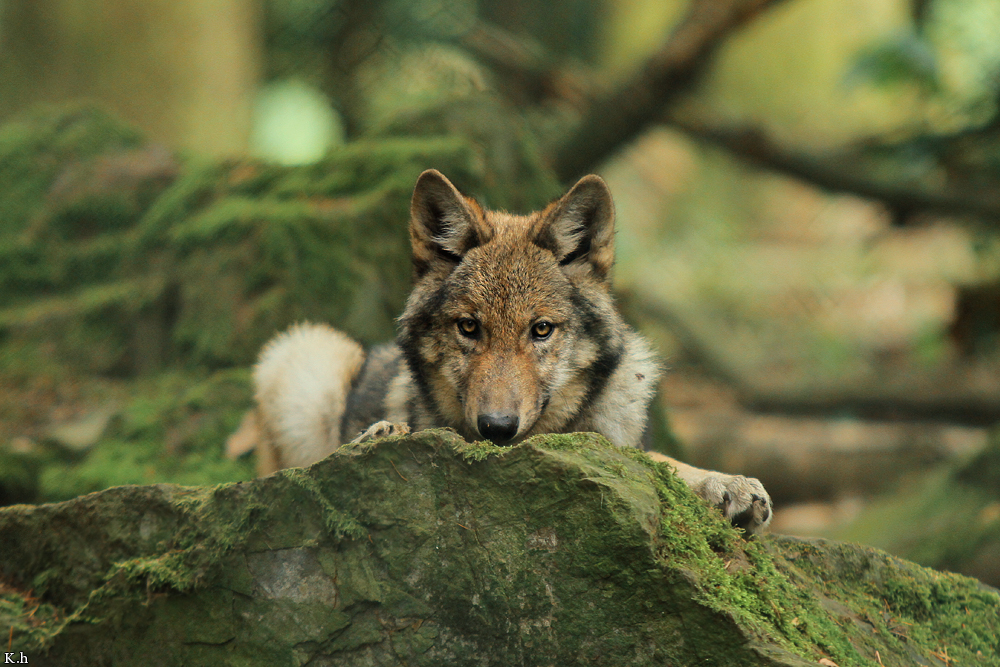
[531,321,554,340]
[457,318,480,338]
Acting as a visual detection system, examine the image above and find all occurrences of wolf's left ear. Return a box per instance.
[410,169,483,278]
[536,174,615,279]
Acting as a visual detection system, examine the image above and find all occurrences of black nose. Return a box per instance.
[477,413,519,445]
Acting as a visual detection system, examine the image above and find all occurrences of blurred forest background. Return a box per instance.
[2,0,1000,587]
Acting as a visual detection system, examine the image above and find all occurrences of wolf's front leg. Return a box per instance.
[649,454,772,535]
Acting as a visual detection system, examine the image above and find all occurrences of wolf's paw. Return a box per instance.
[698,473,772,535]
[350,421,411,444]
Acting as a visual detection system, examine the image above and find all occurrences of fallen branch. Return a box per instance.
[553,0,787,182]
[667,115,1000,220]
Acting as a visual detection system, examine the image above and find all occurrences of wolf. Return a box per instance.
[229,169,772,533]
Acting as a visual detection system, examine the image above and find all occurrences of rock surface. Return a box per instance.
[836,429,1000,588]
[1,430,998,666]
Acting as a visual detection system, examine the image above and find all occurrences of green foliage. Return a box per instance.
[0,586,69,654]
[0,105,145,240]
[372,94,562,209]
[956,426,1000,495]
[36,370,256,502]
[847,30,940,95]
[0,106,555,377]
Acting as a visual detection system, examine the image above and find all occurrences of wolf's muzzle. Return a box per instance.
[477,413,519,445]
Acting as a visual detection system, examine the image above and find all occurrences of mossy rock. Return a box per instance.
[837,428,1000,587]
[1,430,996,666]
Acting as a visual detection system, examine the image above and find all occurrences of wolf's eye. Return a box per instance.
[457,318,480,338]
[531,321,554,340]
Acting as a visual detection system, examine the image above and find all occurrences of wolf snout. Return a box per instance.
[477,413,519,445]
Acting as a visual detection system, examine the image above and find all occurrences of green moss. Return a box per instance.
[517,432,999,665]
[580,445,849,661]
[36,369,255,502]
[0,105,144,239]
[108,550,203,593]
[0,587,71,653]
[281,467,368,541]
[456,437,506,461]
[772,537,1000,664]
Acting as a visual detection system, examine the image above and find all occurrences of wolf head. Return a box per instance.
[398,169,631,445]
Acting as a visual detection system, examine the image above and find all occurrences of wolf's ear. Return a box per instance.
[410,169,482,278]
[536,174,615,279]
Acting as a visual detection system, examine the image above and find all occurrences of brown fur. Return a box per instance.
[387,170,657,449]
[233,170,773,533]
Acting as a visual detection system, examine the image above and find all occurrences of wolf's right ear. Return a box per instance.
[410,170,483,278]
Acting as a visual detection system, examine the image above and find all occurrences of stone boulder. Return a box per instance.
[1,430,997,666]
